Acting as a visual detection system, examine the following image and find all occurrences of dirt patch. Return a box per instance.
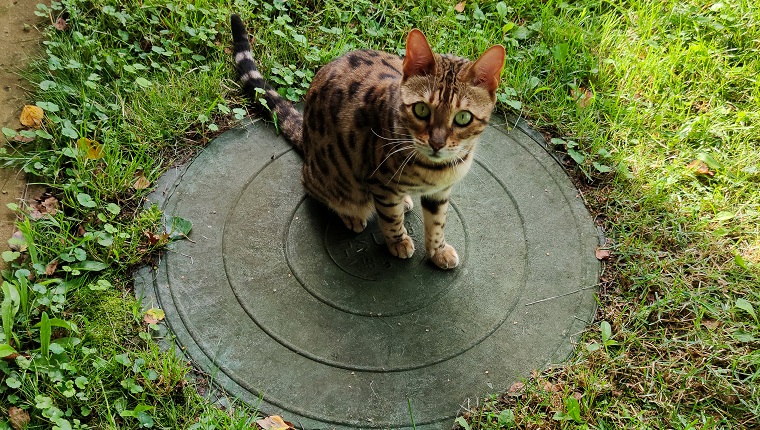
[0,0,42,269]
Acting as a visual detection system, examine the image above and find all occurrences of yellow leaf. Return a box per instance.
[143,307,165,325]
[571,88,593,108]
[686,159,714,176]
[20,105,44,128]
[255,415,293,430]
[77,137,104,159]
[133,174,151,190]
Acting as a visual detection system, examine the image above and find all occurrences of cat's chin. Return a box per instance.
[418,152,466,166]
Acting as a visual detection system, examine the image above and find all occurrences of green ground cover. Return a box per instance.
[1,0,758,428]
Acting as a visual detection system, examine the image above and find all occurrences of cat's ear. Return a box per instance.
[403,29,436,78]
[466,45,506,92]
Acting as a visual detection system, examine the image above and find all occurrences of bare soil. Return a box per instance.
[0,0,42,269]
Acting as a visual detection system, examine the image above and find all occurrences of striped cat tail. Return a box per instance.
[230,14,303,151]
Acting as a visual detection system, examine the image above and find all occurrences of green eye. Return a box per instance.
[454,111,473,126]
[412,102,431,120]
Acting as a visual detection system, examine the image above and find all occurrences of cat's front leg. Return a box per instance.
[421,192,459,269]
[372,193,415,259]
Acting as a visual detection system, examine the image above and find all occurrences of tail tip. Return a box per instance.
[230,14,247,42]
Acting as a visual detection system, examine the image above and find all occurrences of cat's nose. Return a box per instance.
[429,136,446,151]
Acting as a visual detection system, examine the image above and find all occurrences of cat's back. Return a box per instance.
[314,49,402,89]
[304,49,402,124]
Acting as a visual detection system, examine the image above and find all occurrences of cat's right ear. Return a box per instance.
[403,29,436,78]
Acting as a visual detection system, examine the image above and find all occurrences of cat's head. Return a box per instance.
[399,29,505,164]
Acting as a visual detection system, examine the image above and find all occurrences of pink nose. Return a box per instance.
[429,138,446,151]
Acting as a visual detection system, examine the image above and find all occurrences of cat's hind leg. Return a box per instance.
[302,165,373,232]
[331,198,375,232]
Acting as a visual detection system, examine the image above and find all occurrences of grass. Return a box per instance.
[1,0,758,428]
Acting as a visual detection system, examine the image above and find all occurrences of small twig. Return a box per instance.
[574,316,591,325]
[167,249,194,264]
[524,283,600,306]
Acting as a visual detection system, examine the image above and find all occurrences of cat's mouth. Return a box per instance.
[419,147,458,164]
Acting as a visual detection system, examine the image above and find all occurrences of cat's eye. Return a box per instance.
[454,111,473,127]
[412,102,431,120]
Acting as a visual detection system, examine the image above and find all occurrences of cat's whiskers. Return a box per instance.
[370,144,415,178]
[389,149,418,185]
[372,128,413,143]
[381,140,416,150]
[379,123,413,136]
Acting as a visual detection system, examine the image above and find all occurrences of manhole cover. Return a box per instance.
[135,116,600,429]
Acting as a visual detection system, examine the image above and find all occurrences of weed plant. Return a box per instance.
[0,0,758,428]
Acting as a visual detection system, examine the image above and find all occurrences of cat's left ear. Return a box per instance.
[465,45,506,92]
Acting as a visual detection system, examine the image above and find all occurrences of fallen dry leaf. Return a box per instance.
[701,319,720,331]
[543,381,562,392]
[77,137,104,159]
[9,406,30,430]
[20,105,44,128]
[256,415,294,430]
[45,260,58,276]
[41,195,59,213]
[12,134,34,143]
[508,381,525,396]
[2,352,20,361]
[595,247,611,260]
[55,17,68,31]
[133,174,151,190]
[454,1,466,12]
[144,230,169,246]
[686,159,714,176]
[143,307,166,325]
[30,193,59,219]
[571,88,594,108]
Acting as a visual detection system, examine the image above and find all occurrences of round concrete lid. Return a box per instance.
[136,117,600,429]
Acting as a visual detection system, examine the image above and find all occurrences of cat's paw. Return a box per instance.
[387,235,415,259]
[340,215,367,233]
[430,243,459,269]
[402,195,414,212]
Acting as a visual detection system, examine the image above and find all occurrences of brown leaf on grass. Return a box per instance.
[41,195,59,214]
[45,260,58,276]
[595,247,611,260]
[9,407,30,430]
[55,17,68,31]
[77,137,104,159]
[686,159,714,176]
[30,193,59,220]
[701,319,720,330]
[454,1,466,12]
[2,352,20,361]
[144,230,169,246]
[143,307,165,325]
[12,134,34,143]
[20,105,44,128]
[255,415,295,430]
[571,88,594,108]
[543,381,561,392]
[507,381,525,396]
[133,174,151,190]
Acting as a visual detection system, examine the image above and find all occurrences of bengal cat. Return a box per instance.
[231,14,505,270]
